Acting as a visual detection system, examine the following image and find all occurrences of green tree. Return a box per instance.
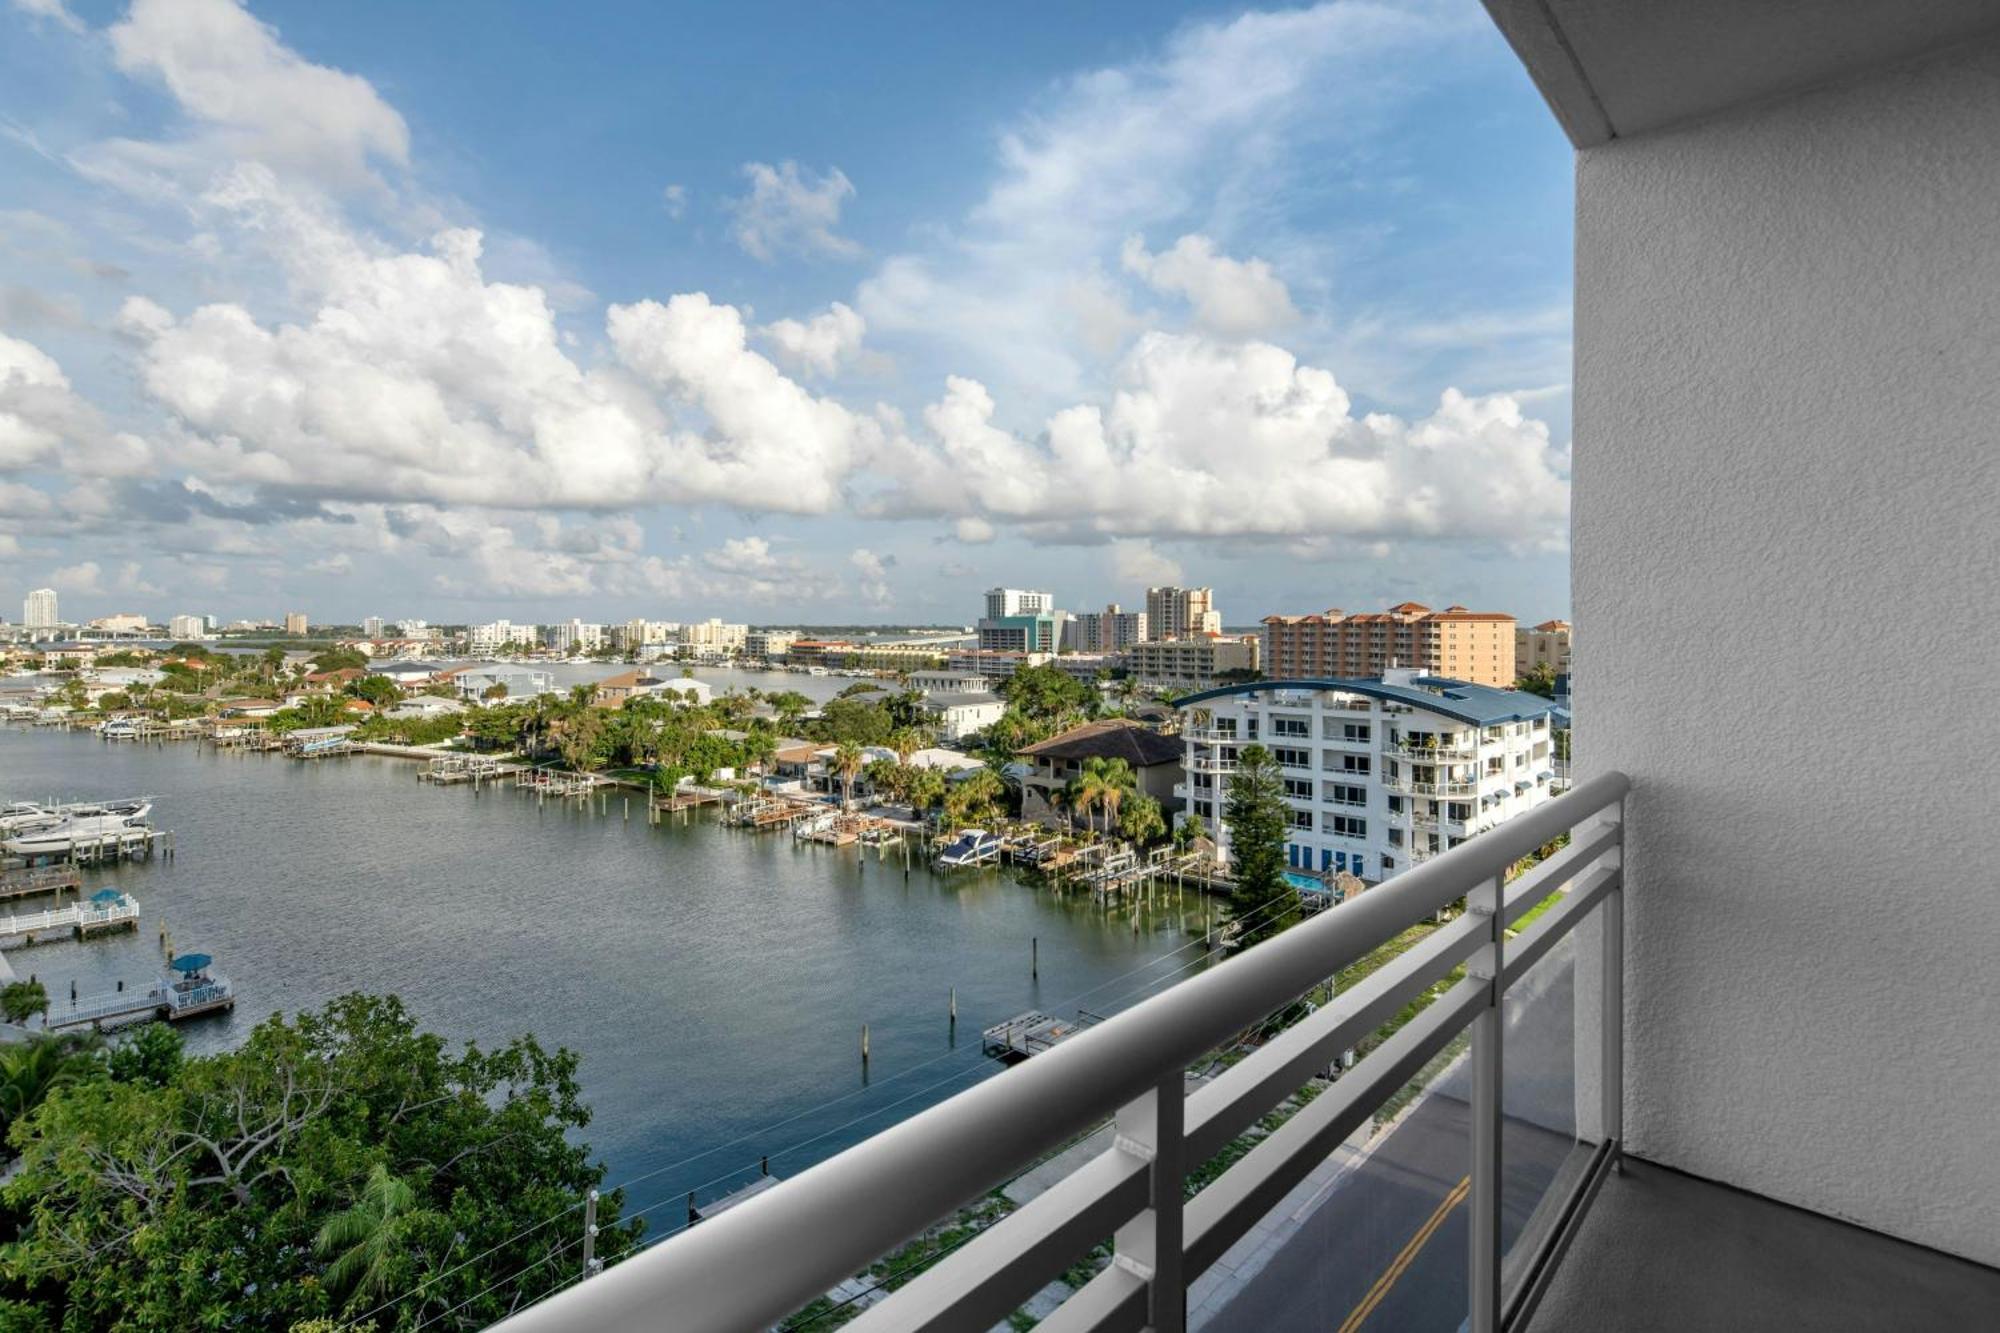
[1,979,49,1024]
[309,647,370,672]
[996,663,1096,726]
[1515,663,1559,699]
[767,691,812,731]
[316,1164,443,1308]
[106,1023,183,1088]
[0,1037,100,1146]
[1119,793,1168,846]
[3,994,637,1330]
[943,767,1005,828]
[348,675,402,707]
[1065,756,1134,836]
[1223,745,1298,950]
[833,740,866,811]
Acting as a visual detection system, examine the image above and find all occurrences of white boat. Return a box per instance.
[0,802,58,835]
[1,801,153,856]
[97,719,141,740]
[935,828,1002,869]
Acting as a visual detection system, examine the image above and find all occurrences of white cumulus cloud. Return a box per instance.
[759,301,865,377]
[1121,234,1298,337]
[729,161,859,262]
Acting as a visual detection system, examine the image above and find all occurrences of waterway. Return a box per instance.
[0,727,1218,1239]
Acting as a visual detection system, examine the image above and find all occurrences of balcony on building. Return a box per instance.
[492,6,1999,1331]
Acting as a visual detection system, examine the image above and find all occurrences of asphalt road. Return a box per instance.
[1208,943,1585,1332]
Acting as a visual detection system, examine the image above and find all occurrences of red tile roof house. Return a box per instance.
[1015,719,1184,828]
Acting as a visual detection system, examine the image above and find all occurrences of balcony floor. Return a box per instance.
[1528,1157,2000,1331]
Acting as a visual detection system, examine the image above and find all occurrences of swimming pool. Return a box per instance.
[1284,870,1325,892]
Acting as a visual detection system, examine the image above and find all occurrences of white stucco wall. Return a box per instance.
[1574,38,2000,1265]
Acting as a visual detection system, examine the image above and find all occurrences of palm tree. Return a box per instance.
[888,728,923,765]
[1119,793,1167,846]
[0,1037,101,1143]
[316,1163,434,1307]
[833,740,865,811]
[1069,756,1135,836]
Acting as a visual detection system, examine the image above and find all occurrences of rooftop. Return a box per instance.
[1016,718,1183,768]
[1174,676,1557,727]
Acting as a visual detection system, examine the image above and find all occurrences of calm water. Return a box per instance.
[0,727,1215,1233]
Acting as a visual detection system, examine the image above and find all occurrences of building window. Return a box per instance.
[1447,802,1473,822]
[1194,800,1212,818]
[1283,777,1313,800]
[1272,746,1311,769]
[1325,782,1367,807]
[1271,716,1310,737]
[1290,810,1313,830]
[1342,723,1371,743]
[1324,814,1367,839]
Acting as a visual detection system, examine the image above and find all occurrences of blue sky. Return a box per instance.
[0,0,1574,627]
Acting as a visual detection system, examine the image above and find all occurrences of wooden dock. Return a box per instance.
[652,784,732,815]
[982,1010,1098,1062]
[0,864,81,901]
[419,754,516,785]
[723,794,822,828]
[515,767,606,799]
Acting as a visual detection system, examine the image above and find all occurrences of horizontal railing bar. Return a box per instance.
[1502,868,1620,988]
[1184,979,1488,1276]
[1035,1262,1148,1333]
[845,1147,1150,1331]
[1185,913,1484,1161]
[1186,820,1622,1161]
[1501,822,1621,928]
[492,772,1629,1333]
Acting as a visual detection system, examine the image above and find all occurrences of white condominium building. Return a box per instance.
[983,587,1054,620]
[680,618,747,651]
[23,588,57,628]
[1174,669,1557,884]
[547,620,605,654]
[468,619,538,654]
[168,614,207,640]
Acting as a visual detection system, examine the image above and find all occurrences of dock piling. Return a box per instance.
[1032,936,1038,980]
[861,1023,870,1065]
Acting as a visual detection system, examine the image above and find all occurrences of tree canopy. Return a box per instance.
[1,994,637,1331]
[1223,744,1299,949]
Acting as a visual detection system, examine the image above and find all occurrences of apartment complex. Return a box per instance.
[1176,670,1556,882]
[983,587,1053,619]
[680,618,748,655]
[167,614,206,640]
[22,588,58,629]
[1124,634,1259,690]
[745,629,797,660]
[1516,618,1572,677]
[1145,585,1220,639]
[1062,604,1147,653]
[1260,602,1515,687]
[467,619,538,654]
[284,612,309,635]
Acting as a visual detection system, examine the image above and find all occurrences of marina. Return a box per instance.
[0,725,1221,1226]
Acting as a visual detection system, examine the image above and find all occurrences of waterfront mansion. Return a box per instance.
[1175,668,1558,884]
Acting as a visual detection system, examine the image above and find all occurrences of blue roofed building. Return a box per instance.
[1175,668,1558,884]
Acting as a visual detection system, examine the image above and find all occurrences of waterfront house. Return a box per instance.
[217,698,282,718]
[594,670,713,707]
[451,667,555,702]
[304,666,367,692]
[372,660,442,686]
[920,690,1005,743]
[1015,719,1183,827]
[384,696,464,720]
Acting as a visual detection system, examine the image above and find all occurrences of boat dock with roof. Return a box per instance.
[44,953,234,1033]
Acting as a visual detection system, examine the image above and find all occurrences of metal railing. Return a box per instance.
[1384,774,1482,798]
[1383,740,1481,762]
[494,772,1629,1333]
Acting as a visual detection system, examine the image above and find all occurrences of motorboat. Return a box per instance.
[935,828,1002,869]
[1,802,153,856]
[97,718,141,739]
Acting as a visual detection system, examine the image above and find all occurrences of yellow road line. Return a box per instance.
[1336,1173,1472,1333]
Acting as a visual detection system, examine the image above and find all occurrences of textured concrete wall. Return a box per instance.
[1574,38,2000,1266]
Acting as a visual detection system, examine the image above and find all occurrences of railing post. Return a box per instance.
[582,1188,601,1281]
[1602,798,1626,1161]
[1468,870,1504,1333]
[1114,1072,1185,1332]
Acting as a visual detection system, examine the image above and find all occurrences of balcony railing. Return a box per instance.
[1184,728,1241,745]
[1384,773,1481,798]
[494,772,1630,1333]
[1383,741,1480,762]
[1186,752,1238,774]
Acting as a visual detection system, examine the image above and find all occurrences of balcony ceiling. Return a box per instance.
[1482,0,2000,146]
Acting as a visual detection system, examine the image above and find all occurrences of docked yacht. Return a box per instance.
[97,718,142,740]
[934,828,1002,869]
[0,800,153,856]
